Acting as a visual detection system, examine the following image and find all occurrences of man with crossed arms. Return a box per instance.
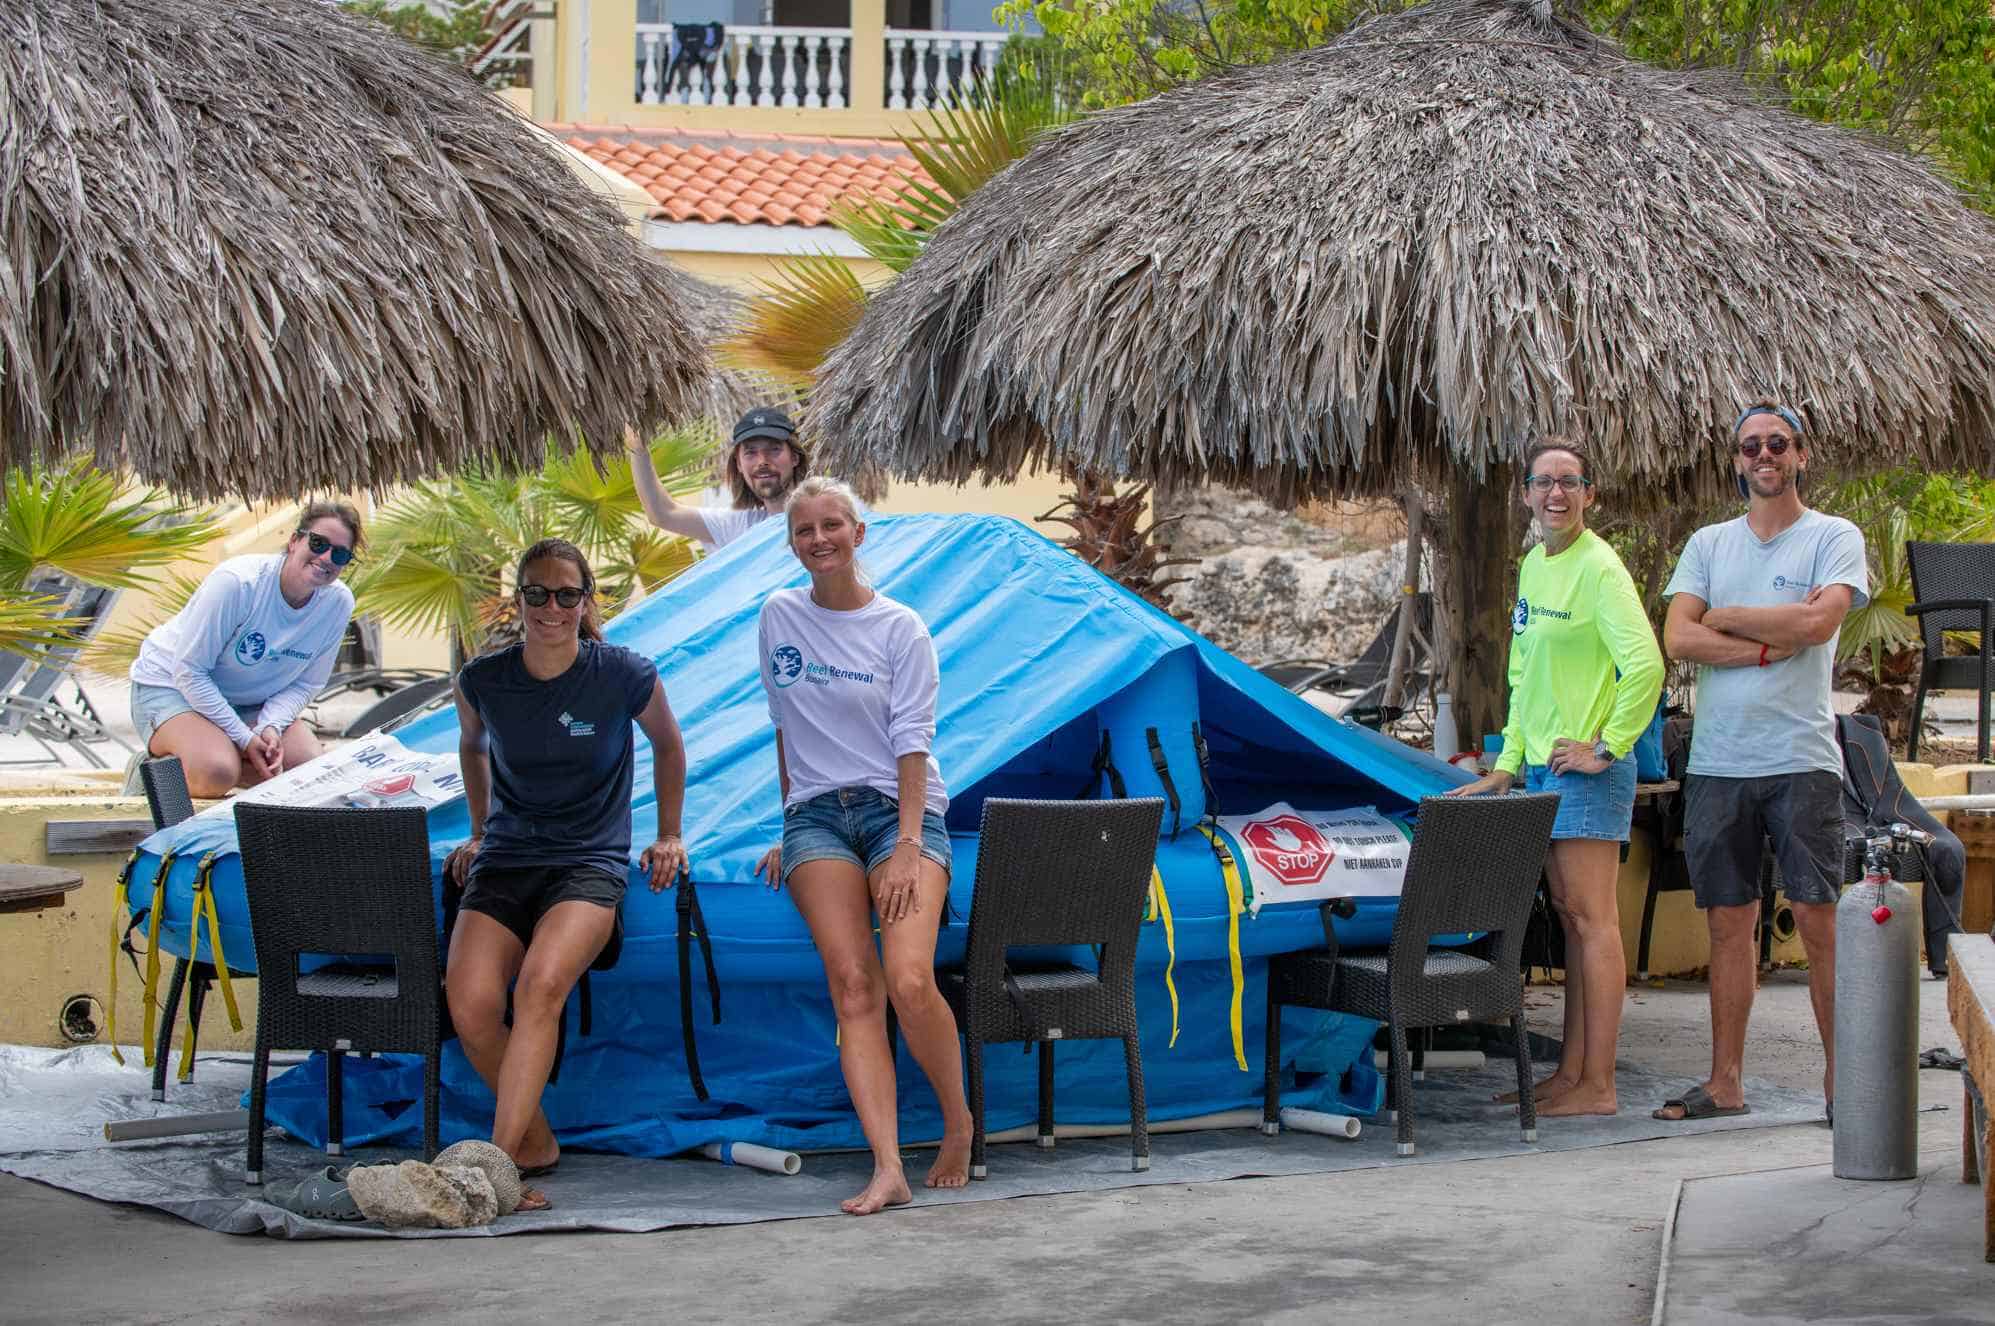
[1655,401,1867,1124]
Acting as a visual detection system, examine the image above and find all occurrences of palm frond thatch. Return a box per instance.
[1,0,712,500]
[809,0,1995,506]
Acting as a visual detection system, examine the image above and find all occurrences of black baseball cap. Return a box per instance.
[732,408,796,446]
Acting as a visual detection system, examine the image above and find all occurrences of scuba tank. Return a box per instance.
[1832,823,1930,1180]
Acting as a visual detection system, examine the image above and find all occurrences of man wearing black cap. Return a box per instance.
[628,407,807,551]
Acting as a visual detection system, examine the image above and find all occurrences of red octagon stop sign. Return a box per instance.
[1238,813,1334,887]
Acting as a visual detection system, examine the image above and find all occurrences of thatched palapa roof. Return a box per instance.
[809,0,1995,503]
[1,0,712,499]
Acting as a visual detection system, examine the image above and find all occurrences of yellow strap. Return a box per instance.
[1196,826,1249,1071]
[107,852,137,1067]
[191,855,243,1033]
[1148,866,1180,1049]
[141,853,174,1069]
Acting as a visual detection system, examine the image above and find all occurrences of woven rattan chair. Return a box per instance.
[235,803,441,1184]
[941,797,1164,1179]
[1905,541,1994,763]
[136,756,236,1102]
[1264,792,1558,1156]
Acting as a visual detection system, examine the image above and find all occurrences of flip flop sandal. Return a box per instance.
[1920,1048,1965,1071]
[265,1165,365,1222]
[1651,1084,1750,1121]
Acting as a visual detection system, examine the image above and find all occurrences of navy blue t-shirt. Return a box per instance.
[457,639,659,879]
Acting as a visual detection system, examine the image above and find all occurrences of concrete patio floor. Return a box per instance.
[1,972,1981,1325]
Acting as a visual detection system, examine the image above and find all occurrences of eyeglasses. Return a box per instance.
[296,531,354,566]
[1736,436,1793,459]
[1522,475,1591,494]
[519,584,588,608]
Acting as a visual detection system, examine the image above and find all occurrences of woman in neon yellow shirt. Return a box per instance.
[1451,440,1663,1117]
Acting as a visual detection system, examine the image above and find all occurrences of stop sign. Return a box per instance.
[1238,813,1334,887]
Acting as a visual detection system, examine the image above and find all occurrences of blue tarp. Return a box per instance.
[129,514,1467,1155]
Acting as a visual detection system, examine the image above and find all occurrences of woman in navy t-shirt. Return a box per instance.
[444,539,689,1212]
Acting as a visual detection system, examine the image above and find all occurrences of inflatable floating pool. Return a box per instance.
[121,514,1465,1155]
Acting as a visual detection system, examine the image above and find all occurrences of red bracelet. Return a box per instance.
[1758,642,1769,667]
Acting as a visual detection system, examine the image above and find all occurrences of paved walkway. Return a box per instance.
[1,977,1975,1325]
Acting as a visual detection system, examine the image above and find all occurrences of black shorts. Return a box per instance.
[458,861,625,950]
[1682,771,1844,909]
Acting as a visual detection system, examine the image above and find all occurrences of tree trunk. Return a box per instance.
[1439,468,1524,752]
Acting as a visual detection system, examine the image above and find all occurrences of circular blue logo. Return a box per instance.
[1512,597,1529,635]
[235,631,267,665]
[1773,575,1788,589]
[770,644,804,688]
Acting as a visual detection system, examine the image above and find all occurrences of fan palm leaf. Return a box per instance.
[718,255,872,386]
[0,460,220,590]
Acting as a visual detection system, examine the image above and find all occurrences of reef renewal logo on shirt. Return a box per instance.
[1512,597,1529,635]
[770,644,805,689]
[235,632,268,665]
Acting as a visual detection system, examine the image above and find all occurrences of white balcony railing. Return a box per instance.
[634,23,1010,110]
[639,24,850,108]
[884,28,1009,110]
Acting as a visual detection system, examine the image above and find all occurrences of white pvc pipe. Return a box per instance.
[103,1109,250,1142]
[699,1140,802,1175]
[1374,1049,1485,1071]
[1916,795,1995,811]
[1279,1107,1362,1139]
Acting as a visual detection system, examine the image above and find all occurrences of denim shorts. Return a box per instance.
[1522,754,1638,842]
[781,786,952,885]
[130,681,259,749]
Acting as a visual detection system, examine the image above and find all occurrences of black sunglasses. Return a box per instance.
[519,584,589,608]
[297,530,354,567]
[1736,436,1793,459]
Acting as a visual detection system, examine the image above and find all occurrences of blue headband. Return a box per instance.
[1733,404,1804,438]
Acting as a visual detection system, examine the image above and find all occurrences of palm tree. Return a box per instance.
[0,460,222,662]
[347,429,718,666]
[720,66,1187,605]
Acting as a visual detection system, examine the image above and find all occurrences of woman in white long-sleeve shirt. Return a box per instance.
[754,477,972,1216]
[128,502,361,797]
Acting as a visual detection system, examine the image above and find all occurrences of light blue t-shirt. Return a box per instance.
[1663,509,1868,778]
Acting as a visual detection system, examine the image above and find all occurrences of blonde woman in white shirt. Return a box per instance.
[754,477,971,1214]
[129,501,360,797]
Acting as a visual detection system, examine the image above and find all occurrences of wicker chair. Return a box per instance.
[136,756,258,1102]
[1264,792,1559,1156]
[235,803,441,1184]
[1905,541,1994,763]
[941,797,1164,1179]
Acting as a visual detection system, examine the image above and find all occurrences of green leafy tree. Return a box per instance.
[1001,0,1995,201]
[0,461,221,663]
[339,1,513,85]
[347,430,719,665]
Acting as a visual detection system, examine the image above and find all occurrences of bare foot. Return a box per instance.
[1536,1089,1618,1117]
[841,1166,912,1216]
[926,1121,972,1189]
[1494,1074,1576,1105]
[515,1186,551,1213]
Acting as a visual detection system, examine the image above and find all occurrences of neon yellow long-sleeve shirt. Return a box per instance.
[1494,529,1664,776]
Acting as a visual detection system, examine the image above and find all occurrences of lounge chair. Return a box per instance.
[1258,592,1434,728]
[0,581,132,768]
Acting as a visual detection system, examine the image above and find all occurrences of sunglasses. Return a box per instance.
[1522,474,1590,494]
[519,584,589,608]
[1736,436,1794,459]
[296,531,354,567]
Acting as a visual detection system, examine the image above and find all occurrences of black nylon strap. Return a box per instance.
[1191,720,1220,819]
[1076,731,1128,800]
[677,879,722,1102]
[1146,727,1182,840]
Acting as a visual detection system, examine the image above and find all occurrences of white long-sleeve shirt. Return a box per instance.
[130,553,354,748]
[757,587,948,815]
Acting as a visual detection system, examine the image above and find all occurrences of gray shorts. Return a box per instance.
[1682,771,1844,909]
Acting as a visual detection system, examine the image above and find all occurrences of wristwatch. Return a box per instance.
[1593,740,1616,764]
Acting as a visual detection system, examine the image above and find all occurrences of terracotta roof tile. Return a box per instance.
[556,125,934,229]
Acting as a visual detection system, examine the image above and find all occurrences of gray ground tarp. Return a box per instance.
[1,1044,1843,1239]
